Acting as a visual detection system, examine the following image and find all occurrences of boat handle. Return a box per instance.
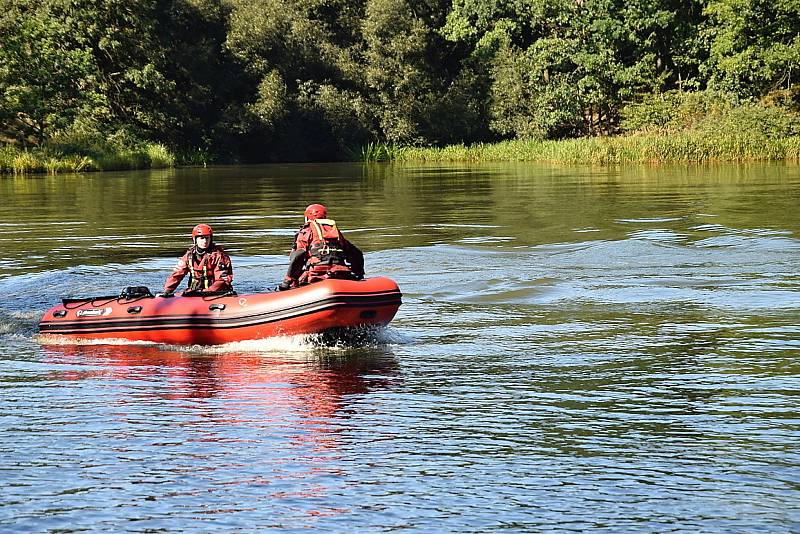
[209,304,226,311]
[127,306,142,314]
[53,310,67,318]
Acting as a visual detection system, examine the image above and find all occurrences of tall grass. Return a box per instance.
[0,143,175,175]
[91,143,175,171]
[144,143,176,168]
[345,142,405,162]
[176,148,212,166]
[396,92,800,164]
[396,134,800,164]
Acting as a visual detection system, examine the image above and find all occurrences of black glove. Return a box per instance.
[277,281,292,291]
[156,291,174,298]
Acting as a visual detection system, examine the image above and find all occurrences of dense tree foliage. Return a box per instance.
[705,0,800,96]
[0,0,797,161]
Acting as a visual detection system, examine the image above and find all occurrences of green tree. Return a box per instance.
[361,0,432,143]
[223,0,373,159]
[362,0,478,145]
[443,0,708,139]
[705,0,800,97]
[0,2,103,146]
[68,0,238,151]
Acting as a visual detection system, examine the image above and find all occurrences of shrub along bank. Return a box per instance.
[394,91,800,164]
[0,143,175,174]
[4,90,799,171]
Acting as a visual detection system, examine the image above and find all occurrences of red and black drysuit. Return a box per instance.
[163,244,234,293]
[282,218,364,288]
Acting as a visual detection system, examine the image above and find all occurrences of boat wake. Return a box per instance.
[36,324,409,355]
[0,309,40,335]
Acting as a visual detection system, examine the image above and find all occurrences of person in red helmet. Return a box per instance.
[159,224,234,296]
[304,203,327,220]
[278,203,364,291]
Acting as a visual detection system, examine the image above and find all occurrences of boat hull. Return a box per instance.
[38,277,402,345]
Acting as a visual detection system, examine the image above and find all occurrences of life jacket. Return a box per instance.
[304,219,348,267]
[187,245,223,291]
[300,219,355,283]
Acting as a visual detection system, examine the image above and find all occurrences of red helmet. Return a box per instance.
[191,223,213,239]
[304,203,327,221]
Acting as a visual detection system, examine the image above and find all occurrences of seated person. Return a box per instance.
[279,204,364,290]
[160,224,233,296]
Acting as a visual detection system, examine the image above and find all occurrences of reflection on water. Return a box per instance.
[2,162,799,276]
[4,342,401,530]
[1,162,799,531]
[45,342,399,400]
[44,343,400,446]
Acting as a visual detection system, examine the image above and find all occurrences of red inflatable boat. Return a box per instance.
[38,277,402,345]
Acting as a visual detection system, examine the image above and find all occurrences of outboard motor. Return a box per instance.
[119,286,154,300]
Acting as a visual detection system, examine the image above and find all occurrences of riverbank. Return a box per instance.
[393,133,800,164]
[6,122,800,172]
[0,144,175,174]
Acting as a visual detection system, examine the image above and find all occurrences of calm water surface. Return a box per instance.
[1,162,799,532]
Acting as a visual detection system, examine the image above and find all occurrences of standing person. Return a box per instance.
[159,224,233,296]
[278,203,365,291]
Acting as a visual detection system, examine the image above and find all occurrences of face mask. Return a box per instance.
[195,236,211,253]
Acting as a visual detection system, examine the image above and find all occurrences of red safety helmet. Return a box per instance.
[304,203,327,221]
[191,223,213,239]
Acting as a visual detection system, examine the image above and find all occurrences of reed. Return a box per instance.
[0,143,175,175]
[145,143,176,168]
[396,134,800,164]
[176,148,212,166]
[349,142,405,162]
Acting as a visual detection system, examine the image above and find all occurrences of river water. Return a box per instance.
[1,162,799,532]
